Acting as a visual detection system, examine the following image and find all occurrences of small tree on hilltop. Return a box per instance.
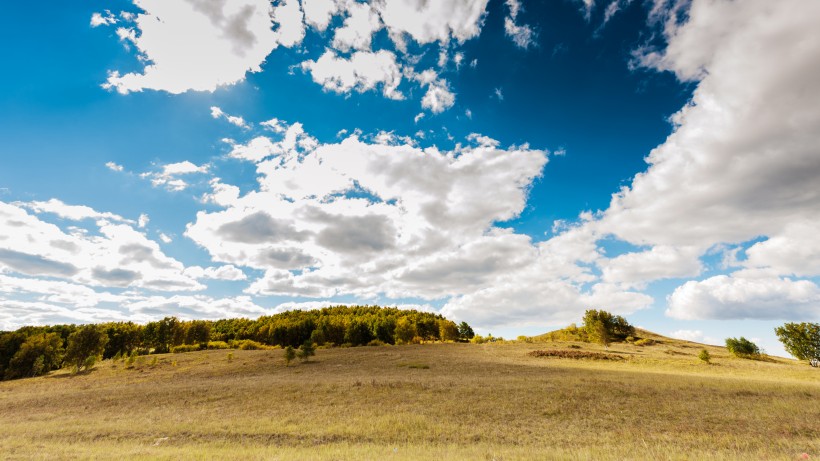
[65,325,109,373]
[284,346,296,366]
[775,322,820,362]
[725,337,761,358]
[297,340,315,362]
[458,322,475,341]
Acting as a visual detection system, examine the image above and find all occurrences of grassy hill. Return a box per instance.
[1,333,818,460]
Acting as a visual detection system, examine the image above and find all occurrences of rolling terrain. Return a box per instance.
[1,332,818,460]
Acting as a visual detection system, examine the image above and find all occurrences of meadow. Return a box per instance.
[1,332,818,460]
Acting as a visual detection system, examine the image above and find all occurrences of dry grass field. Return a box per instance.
[1,332,819,460]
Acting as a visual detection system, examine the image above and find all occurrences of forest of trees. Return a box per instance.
[0,306,473,381]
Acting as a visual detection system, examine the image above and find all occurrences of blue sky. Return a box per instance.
[1,0,819,358]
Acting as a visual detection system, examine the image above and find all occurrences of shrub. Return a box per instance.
[698,349,711,363]
[582,310,635,347]
[171,344,201,353]
[206,341,230,350]
[232,339,265,350]
[227,352,233,362]
[635,338,655,346]
[725,337,761,358]
[125,351,137,369]
[298,340,316,362]
[284,346,295,366]
[774,322,820,362]
[367,339,386,347]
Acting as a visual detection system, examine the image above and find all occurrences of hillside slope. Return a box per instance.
[1,337,818,460]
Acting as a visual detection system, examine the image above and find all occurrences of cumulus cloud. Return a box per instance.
[332,1,381,52]
[569,0,820,320]
[98,0,494,112]
[141,160,209,191]
[0,200,203,292]
[504,0,536,48]
[90,11,118,27]
[375,0,490,45]
[19,199,134,225]
[667,273,820,320]
[184,264,247,281]
[210,106,249,129]
[101,0,287,94]
[105,161,124,172]
[600,245,702,287]
[301,49,404,100]
[414,70,455,114]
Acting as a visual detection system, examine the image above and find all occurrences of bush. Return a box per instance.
[635,338,655,347]
[284,346,295,366]
[698,349,711,363]
[206,341,230,350]
[725,337,760,358]
[232,339,265,350]
[171,344,201,353]
[774,322,820,361]
[298,340,316,362]
[367,339,386,347]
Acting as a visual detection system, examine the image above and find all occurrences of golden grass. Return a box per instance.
[1,336,818,460]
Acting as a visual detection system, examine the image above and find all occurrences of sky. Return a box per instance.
[1,0,819,358]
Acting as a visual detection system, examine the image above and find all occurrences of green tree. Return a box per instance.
[775,322,820,361]
[725,337,760,358]
[698,349,711,363]
[457,322,475,341]
[5,333,64,379]
[284,346,296,366]
[64,325,109,372]
[297,340,315,362]
[0,332,27,379]
[184,320,211,346]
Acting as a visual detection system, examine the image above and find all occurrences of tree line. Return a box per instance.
[0,306,475,381]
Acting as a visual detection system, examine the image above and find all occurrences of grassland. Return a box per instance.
[1,332,818,460]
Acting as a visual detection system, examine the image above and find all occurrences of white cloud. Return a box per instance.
[301,50,404,100]
[138,213,149,228]
[504,0,536,49]
[90,11,118,27]
[494,87,503,100]
[574,0,820,320]
[19,199,133,225]
[0,200,203,293]
[158,233,172,244]
[141,161,209,191]
[105,161,124,172]
[210,106,249,129]
[332,1,382,52]
[186,122,549,300]
[375,0,490,45]
[102,0,288,94]
[669,329,704,342]
[600,245,702,287]
[667,273,820,320]
[184,265,247,281]
[421,82,455,113]
[302,0,342,31]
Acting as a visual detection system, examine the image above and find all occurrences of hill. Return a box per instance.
[1,333,818,460]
